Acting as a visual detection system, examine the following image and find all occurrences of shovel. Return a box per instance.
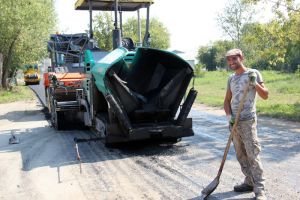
[200,83,250,199]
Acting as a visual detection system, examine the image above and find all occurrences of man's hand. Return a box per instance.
[227,115,235,131]
[229,117,235,127]
[249,71,257,86]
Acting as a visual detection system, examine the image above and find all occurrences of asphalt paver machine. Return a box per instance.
[73,0,197,145]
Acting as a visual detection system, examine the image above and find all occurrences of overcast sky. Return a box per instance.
[54,0,273,58]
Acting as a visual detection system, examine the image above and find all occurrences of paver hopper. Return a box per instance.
[75,0,197,145]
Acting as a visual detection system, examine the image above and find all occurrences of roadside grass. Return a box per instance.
[0,85,35,104]
[193,70,300,121]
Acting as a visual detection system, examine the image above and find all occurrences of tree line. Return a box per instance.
[92,12,170,51]
[1,0,298,91]
[197,0,300,73]
[0,5,169,90]
[0,0,56,89]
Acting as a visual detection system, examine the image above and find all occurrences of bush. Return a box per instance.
[194,63,206,77]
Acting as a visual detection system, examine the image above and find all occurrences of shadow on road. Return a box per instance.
[0,123,187,172]
[0,109,45,122]
[188,190,254,200]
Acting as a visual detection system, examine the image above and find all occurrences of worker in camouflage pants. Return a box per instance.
[223,49,269,200]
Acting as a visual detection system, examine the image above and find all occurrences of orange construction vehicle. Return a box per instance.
[44,33,90,129]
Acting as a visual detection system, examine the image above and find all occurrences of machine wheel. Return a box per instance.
[51,110,64,130]
[50,96,63,130]
[45,87,51,111]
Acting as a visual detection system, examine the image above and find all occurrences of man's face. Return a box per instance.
[226,55,243,70]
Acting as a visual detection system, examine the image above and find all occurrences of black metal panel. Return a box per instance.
[105,118,194,144]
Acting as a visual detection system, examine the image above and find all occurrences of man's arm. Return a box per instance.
[224,89,232,117]
[255,82,269,100]
[250,70,269,100]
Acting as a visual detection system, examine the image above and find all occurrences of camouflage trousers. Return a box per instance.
[232,118,265,195]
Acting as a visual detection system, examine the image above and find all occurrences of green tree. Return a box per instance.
[239,0,300,72]
[213,40,235,68]
[240,22,286,70]
[197,46,218,71]
[282,11,300,72]
[0,0,56,89]
[217,0,255,47]
[197,40,234,71]
[213,0,300,72]
[243,0,300,72]
[93,15,170,50]
[244,0,300,12]
[123,17,170,50]
[92,12,114,51]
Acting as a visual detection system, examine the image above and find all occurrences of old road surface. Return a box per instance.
[0,83,299,200]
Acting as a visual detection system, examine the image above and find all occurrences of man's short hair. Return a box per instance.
[226,49,243,57]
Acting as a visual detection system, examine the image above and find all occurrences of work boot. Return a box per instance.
[233,183,253,192]
[256,192,267,200]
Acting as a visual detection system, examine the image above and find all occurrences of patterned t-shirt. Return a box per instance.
[227,69,263,121]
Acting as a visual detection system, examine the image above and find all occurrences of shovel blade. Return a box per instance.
[200,177,220,199]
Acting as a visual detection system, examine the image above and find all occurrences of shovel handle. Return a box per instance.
[217,83,250,178]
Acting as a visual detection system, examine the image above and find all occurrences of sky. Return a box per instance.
[54,0,273,58]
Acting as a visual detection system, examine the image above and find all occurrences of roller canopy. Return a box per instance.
[75,0,154,11]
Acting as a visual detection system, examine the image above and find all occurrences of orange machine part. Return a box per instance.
[44,72,85,88]
[43,73,50,87]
